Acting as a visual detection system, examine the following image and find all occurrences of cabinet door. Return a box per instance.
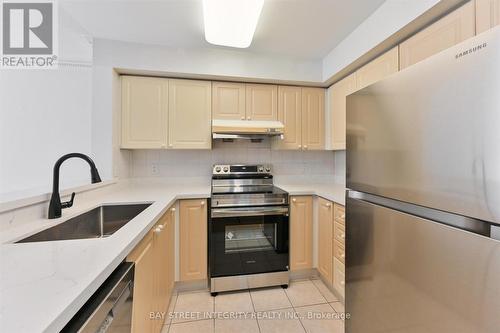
[154,211,171,329]
[400,1,475,69]
[317,198,334,283]
[333,257,345,299]
[290,196,313,270]
[245,84,278,121]
[179,199,208,281]
[212,82,246,120]
[166,207,176,303]
[301,87,325,150]
[127,232,155,333]
[329,73,357,150]
[121,76,168,149]
[356,46,399,90]
[275,86,302,150]
[168,79,212,149]
[476,0,500,33]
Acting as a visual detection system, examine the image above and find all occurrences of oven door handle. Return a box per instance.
[211,207,289,218]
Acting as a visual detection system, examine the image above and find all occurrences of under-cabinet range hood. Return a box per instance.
[212,119,284,140]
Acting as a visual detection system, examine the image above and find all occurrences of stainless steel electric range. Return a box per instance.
[209,164,289,296]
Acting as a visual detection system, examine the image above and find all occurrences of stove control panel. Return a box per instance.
[212,164,272,175]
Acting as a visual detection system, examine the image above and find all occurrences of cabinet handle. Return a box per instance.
[168,144,173,148]
[158,224,165,230]
[247,116,251,120]
[340,253,345,259]
[154,226,162,234]
[340,280,345,286]
[341,233,345,239]
[341,214,345,219]
[298,145,302,149]
[303,145,308,150]
[171,207,176,212]
[326,203,331,208]
[292,198,297,203]
[201,201,205,206]
[241,116,245,120]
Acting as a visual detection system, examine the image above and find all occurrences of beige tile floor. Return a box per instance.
[161,277,346,333]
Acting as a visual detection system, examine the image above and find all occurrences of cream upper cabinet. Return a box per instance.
[121,76,168,149]
[276,86,302,149]
[301,87,325,150]
[179,199,208,281]
[356,46,399,90]
[318,197,333,283]
[399,1,475,69]
[290,196,313,271]
[476,0,500,33]
[212,81,246,120]
[168,79,212,149]
[245,84,278,121]
[329,73,357,150]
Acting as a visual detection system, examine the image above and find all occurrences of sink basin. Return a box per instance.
[16,203,151,243]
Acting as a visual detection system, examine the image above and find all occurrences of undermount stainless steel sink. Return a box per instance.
[16,203,151,243]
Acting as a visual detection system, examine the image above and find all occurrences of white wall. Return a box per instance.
[130,141,337,184]
[322,0,441,81]
[0,8,94,199]
[93,38,323,83]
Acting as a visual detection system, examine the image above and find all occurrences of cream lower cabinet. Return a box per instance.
[476,0,500,33]
[127,230,155,333]
[329,73,357,150]
[290,196,313,270]
[317,198,334,283]
[168,79,212,149]
[179,199,208,281]
[332,204,345,298]
[400,1,475,69]
[127,205,176,333]
[121,76,168,149]
[154,207,176,331]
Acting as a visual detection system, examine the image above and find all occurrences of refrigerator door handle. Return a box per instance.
[347,190,494,237]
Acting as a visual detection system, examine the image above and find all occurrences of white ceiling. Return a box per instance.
[61,0,385,61]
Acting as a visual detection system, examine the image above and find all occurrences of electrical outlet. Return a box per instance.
[151,163,159,175]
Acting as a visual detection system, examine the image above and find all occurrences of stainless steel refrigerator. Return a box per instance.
[346,27,500,333]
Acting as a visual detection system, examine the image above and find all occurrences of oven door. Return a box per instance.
[209,206,289,278]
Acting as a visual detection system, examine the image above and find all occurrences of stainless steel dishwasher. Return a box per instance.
[62,262,134,333]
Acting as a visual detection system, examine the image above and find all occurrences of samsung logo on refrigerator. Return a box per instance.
[455,43,487,59]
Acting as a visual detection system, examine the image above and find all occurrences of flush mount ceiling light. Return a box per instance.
[203,0,264,48]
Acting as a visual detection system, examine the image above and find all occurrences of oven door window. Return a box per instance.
[225,222,276,253]
[210,214,289,278]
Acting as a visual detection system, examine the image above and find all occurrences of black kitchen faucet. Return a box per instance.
[48,153,101,219]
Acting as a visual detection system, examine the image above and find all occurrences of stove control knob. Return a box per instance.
[258,166,264,172]
[265,166,271,172]
[223,166,229,173]
[215,166,221,173]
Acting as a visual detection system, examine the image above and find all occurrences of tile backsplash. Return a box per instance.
[130,140,341,183]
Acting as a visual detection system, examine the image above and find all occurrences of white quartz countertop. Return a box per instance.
[277,182,346,205]
[0,179,344,333]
